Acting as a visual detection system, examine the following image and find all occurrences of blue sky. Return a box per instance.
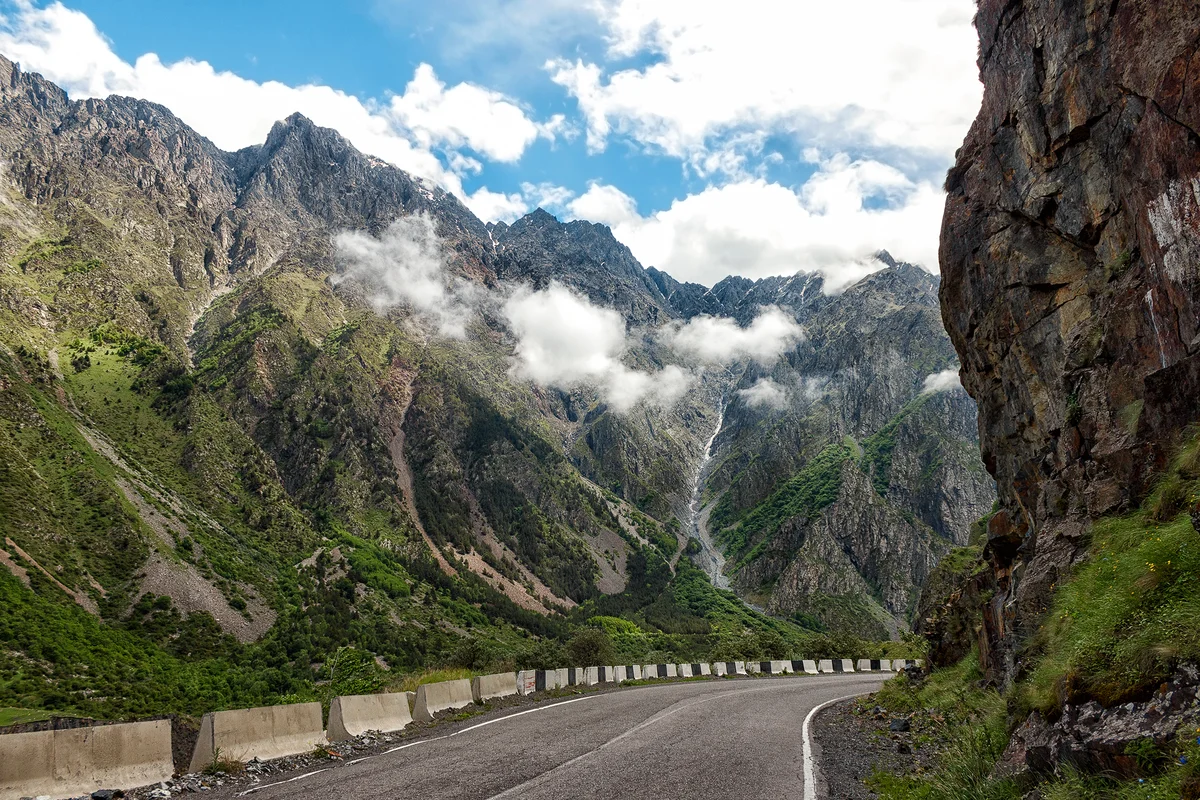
[0,0,983,288]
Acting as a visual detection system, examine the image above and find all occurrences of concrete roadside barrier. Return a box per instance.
[517,670,537,695]
[585,667,601,685]
[802,660,818,674]
[403,691,415,711]
[190,703,324,772]
[697,663,712,676]
[641,664,658,679]
[732,661,747,675]
[856,659,873,672]
[472,672,519,703]
[832,659,855,673]
[566,667,586,685]
[769,660,793,674]
[678,664,694,678]
[858,659,891,672]
[535,670,558,692]
[746,661,761,674]
[647,663,677,679]
[714,662,727,676]
[892,659,909,671]
[818,659,835,674]
[413,679,474,723]
[2,720,174,799]
[329,693,413,741]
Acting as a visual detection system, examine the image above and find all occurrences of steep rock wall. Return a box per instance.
[940,0,1200,684]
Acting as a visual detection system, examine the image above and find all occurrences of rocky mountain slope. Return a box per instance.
[0,52,983,717]
[676,256,995,637]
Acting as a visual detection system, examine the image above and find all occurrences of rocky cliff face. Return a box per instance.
[940,0,1200,684]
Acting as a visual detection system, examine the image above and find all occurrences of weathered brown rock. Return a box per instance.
[996,664,1200,780]
[941,0,1200,685]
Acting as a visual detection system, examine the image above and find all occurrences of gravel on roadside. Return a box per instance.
[813,696,936,799]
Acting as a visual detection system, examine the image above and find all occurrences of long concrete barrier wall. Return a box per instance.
[413,679,474,723]
[190,703,323,773]
[472,672,518,703]
[329,693,413,741]
[2,720,173,800]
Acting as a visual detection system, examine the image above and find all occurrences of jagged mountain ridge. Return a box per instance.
[0,48,984,667]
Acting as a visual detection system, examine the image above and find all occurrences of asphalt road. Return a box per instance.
[216,673,887,800]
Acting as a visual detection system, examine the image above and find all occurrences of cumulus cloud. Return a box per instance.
[387,63,545,163]
[0,2,549,197]
[921,368,962,394]
[737,378,789,410]
[502,282,692,411]
[562,155,944,288]
[549,0,980,164]
[334,215,478,338]
[663,307,803,364]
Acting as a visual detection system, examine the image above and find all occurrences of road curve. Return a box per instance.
[214,673,886,800]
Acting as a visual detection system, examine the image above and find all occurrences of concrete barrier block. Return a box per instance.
[517,670,537,695]
[641,664,657,679]
[188,705,324,777]
[191,703,324,772]
[3,721,175,800]
[403,691,415,712]
[585,666,600,685]
[554,668,567,688]
[841,659,856,672]
[770,660,793,674]
[698,663,712,676]
[879,659,891,672]
[413,679,474,723]
[566,667,586,685]
[746,661,761,674]
[678,664,693,678]
[664,664,677,678]
[472,672,518,704]
[891,659,908,671]
[857,659,873,672]
[818,659,835,673]
[329,693,413,741]
[535,670,558,692]
[733,661,746,675]
[0,728,55,799]
[802,660,818,674]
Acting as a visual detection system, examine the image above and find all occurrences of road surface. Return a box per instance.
[214,673,887,800]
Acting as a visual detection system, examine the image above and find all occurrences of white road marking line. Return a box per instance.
[236,769,328,796]
[802,691,864,800]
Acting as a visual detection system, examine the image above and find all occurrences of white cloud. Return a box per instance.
[386,63,543,163]
[0,2,548,197]
[921,368,962,394]
[738,377,789,410]
[566,153,944,287]
[550,0,980,164]
[465,186,529,224]
[663,307,802,365]
[333,214,479,338]
[501,282,692,411]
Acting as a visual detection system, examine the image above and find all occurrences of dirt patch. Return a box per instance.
[137,552,275,643]
[5,536,98,614]
[0,546,30,587]
[584,526,631,595]
[115,476,275,643]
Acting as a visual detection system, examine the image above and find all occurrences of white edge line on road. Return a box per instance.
[236,769,328,797]
[802,691,865,800]
[234,693,600,797]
